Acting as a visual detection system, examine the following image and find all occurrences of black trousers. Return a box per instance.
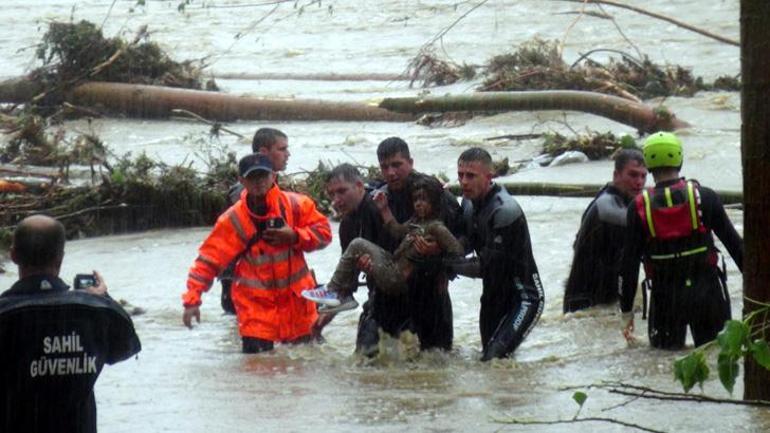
[647,268,731,349]
[356,268,453,356]
[242,335,312,353]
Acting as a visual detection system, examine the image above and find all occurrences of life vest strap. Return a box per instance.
[648,245,708,260]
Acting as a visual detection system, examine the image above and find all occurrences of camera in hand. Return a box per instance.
[73,273,97,290]
[258,217,284,231]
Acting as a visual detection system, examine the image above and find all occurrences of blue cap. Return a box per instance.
[239,153,273,177]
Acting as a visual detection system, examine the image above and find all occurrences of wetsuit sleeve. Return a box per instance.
[618,202,645,313]
[184,209,246,307]
[426,223,464,255]
[442,189,465,237]
[481,214,544,361]
[292,194,332,252]
[700,187,743,272]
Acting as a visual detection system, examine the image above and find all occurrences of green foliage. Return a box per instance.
[572,391,587,407]
[674,351,709,393]
[674,310,770,395]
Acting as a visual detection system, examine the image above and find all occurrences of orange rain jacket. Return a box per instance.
[184,185,331,341]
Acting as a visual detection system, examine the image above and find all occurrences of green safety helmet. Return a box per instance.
[642,132,683,169]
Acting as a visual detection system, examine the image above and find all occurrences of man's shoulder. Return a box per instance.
[593,189,630,226]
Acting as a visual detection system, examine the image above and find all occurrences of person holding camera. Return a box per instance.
[183,153,332,353]
[0,215,141,433]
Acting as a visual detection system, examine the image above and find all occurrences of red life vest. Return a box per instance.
[635,179,715,266]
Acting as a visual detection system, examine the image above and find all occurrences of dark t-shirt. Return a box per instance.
[0,275,141,433]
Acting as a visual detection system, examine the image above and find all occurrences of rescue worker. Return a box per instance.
[183,153,332,353]
[450,147,544,361]
[563,149,647,312]
[0,215,141,433]
[220,128,291,313]
[619,132,743,349]
[310,163,385,345]
[357,137,463,355]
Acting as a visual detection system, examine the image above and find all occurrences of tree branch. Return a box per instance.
[553,0,739,46]
[493,415,666,433]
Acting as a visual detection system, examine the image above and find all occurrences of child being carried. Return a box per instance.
[302,177,463,313]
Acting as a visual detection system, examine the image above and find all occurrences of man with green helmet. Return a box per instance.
[618,132,743,349]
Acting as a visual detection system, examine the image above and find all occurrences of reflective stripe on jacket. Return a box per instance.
[634,179,714,266]
[184,184,331,340]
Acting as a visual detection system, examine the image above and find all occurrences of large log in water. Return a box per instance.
[0,78,688,130]
[380,91,689,133]
[68,82,415,122]
[446,182,742,205]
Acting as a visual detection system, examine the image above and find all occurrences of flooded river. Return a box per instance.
[1,1,763,432]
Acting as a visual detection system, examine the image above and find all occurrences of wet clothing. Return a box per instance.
[329,220,462,295]
[619,178,743,349]
[218,183,246,314]
[564,184,631,312]
[185,184,331,343]
[355,173,462,353]
[458,184,544,361]
[0,274,141,433]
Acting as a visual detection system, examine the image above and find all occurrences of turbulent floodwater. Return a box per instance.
[0,1,762,432]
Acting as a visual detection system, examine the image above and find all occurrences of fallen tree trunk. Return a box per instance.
[67,82,416,122]
[213,72,406,81]
[380,91,689,133]
[0,79,415,122]
[447,182,742,204]
[1,78,687,130]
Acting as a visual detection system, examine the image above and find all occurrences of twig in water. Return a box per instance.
[552,0,739,46]
[170,109,244,138]
[493,415,666,433]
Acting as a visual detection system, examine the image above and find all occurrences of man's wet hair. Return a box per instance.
[614,148,645,172]
[411,177,444,219]
[325,163,362,185]
[458,147,492,167]
[376,137,411,162]
[252,128,287,152]
[12,216,65,268]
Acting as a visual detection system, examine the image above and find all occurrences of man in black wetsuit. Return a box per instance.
[451,147,544,361]
[0,215,141,433]
[619,132,743,349]
[337,138,462,355]
[563,149,647,312]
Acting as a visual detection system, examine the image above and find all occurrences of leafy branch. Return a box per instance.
[674,302,770,394]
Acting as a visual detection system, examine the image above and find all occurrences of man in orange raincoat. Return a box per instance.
[182,153,332,353]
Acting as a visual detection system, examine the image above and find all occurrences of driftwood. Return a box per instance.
[446,182,742,205]
[0,79,415,122]
[213,72,406,81]
[554,0,739,47]
[380,91,689,133]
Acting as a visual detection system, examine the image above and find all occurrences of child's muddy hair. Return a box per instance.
[411,177,444,219]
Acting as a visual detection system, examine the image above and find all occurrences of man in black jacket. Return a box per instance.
[451,147,544,361]
[563,149,647,312]
[619,132,743,348]
[0,215,141,433]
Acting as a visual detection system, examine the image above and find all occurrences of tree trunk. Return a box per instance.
[445,182,742,204]
[741,0,770,401]
[0,79,416,122]
[380,91,689,133]
[212,72,405,81]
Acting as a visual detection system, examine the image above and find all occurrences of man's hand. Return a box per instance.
[263,226,298,246]
[372,190,388,211]
[183,306,201,329]
[357,254,373,274]
[85,270,108,296]
[621,312,636,344]
[413,236,440,256]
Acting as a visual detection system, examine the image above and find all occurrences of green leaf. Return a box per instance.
[717,353,740,394]
[619,134,637,149]
[750,339,770,370]
[674,351,710,393]
[717,320,750,358]
[572,391,587,407]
